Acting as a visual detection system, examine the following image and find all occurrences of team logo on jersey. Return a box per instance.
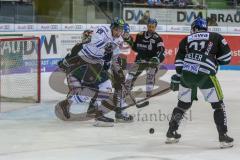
[188,33,209,42]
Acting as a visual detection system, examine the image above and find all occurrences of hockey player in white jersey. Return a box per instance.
[56,17,131,126]
[86,22,133,123]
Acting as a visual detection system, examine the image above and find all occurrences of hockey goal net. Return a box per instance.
[0,37,41,103]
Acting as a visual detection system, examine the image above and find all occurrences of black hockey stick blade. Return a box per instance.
[136,101,149,108]
[121,87,171,111]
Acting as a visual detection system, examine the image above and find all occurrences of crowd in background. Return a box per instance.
[123,0,240,8]
[230,0,240,5]
[123,0,201,8]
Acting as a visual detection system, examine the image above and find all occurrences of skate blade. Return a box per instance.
[165,138,180,144]
[93,121,114,127]
[220,142,233,149]
[86,113,96,118]
[115,118,134,123]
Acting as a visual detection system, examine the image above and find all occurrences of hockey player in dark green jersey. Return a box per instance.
[166,17,233,148]
[124,18,165,97]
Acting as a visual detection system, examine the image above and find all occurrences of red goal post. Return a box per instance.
[0,37,41,103]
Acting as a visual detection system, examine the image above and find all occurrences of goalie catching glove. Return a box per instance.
[57,42,85,72]
[170,74,181,91]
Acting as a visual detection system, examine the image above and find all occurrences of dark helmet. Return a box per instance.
[148,18,158,26]
[110,17,125,29]
[191,17,208,32]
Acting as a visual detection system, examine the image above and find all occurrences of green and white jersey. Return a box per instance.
[175,31,231,75]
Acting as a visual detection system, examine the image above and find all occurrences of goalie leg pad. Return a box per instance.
[55,99,72,120]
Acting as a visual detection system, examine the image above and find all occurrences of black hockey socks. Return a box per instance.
[211,101,228,134]
[168,100,192,131]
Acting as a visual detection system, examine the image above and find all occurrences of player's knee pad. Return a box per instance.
[211,100,225,110]
[177,100,192,111]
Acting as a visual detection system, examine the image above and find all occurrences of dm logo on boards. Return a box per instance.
[124,9,148,22]
[177,11,203,23]
[40,35,57,54]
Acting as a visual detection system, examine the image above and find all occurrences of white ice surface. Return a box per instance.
[0,71,240,160]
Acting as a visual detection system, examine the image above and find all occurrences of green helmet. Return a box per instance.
[110,17,125,29]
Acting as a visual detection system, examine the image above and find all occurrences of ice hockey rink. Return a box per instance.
[0,70,239,160]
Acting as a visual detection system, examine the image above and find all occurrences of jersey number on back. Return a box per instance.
[189,41,206,51]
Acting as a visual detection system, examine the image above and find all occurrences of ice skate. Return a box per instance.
[93,115,114,127]
[219,133,234,149]
[165,129,181,144]
[86,100,98,118]
[115,112,134,123]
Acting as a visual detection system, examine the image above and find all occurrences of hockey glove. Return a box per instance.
[57,59,65,72]
[136,59,147,64]
[170,74,181,91]
[81,30,93,43]
[57,58,70,72]
[149,57,160,68]
[122,32,130,41]
[103,61,111,71]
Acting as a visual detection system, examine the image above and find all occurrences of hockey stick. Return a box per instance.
[120,86,171,111]
[121,84,150,109]
[100,86,170,112]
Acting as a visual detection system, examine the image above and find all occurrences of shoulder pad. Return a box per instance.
[153,33,160,39]
[101,26,110,33]
[212,32,223,39]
